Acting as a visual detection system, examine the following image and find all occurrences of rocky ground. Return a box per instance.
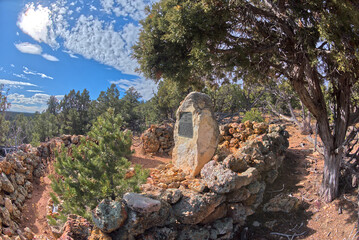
[19,122,358,239]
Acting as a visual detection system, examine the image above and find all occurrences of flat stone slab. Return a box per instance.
[123,193,161,214]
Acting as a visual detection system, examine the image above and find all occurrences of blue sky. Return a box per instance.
[0,0,159,113]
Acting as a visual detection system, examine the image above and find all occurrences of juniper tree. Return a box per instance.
[51,108,148,219]
[133,0,359,201]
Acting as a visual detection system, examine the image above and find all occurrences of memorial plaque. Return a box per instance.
[178,112,193,138]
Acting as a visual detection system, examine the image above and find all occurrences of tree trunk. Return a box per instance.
[320,146,343,202]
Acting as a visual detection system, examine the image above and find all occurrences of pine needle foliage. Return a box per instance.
[50,108,149,219]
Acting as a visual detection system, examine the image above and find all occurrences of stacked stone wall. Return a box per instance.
[141,124,174,154]
[0,134,85,239]
[218,121,269,152]
[90,122,289,240]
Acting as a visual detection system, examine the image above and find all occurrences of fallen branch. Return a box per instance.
[268,184,285,193]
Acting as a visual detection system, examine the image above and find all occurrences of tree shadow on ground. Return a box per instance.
[245,147,316,240]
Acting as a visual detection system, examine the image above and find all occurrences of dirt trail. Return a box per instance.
[19,125,358,239]
[20,172,54,237]
[248,124,358,240]
[19,138,170,236]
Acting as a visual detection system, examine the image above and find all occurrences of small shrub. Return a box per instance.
[242,108,264,123]
[50,108,149,220]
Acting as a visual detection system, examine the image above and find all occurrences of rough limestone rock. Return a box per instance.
[59,214,92,240]
[111,200,172,239]
[92,199,127,233]
[177,225,210,240]
[172,190,224,224]
[123,193,161,214]
[172,92,219,176]
[201,161,257,194]
[88,228,112,240]
[1,173,14,193]
[263,193,299,213]
[140,227,177,240]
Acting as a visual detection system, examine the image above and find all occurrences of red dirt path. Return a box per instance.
[19,125,358,239]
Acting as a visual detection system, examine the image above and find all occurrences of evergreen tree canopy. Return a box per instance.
[51,108,148,219]
[134,0,359,201]
[58,89,91,135]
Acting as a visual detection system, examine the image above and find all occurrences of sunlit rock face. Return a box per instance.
[172,92,219,177]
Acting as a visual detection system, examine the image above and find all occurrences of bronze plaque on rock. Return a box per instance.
[178,112,193,138]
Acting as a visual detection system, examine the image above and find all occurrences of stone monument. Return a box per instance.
[172,92,219,176]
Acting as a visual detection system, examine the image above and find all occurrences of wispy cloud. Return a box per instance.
[13,73,29,80]
[42,53,59,62]
[23,67,53,79]
[27,90,44,93]
[15,42,42,55]
[62,50,79,58]
[15,42,60,62]
[110,78,157,100]
[10,64,15,68]
[0,79,37,87]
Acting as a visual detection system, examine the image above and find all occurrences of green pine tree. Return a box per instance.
[50,108,149,219]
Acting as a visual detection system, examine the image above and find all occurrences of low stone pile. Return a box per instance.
[218,121,269,152]
[0,134,87,239]
[37,134,84,160]
[0,146,46,238]
[84,124,289,240]
[141,124,174,154]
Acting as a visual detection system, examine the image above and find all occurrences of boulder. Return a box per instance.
[123,193,161,214]
[1,173,14,193]
[172,190,224,224]
[172,92,219,176]
[88,228,112,240]
[4,198,13,214]
[59,214,92,240]
[178,225,210,240]
[210,218,234,240]
[201,161,257,194]
[263,193,299,213]
[92,199,127,233]
[140,227,177,240]
[111,200,172,239]
[223,154,248,173]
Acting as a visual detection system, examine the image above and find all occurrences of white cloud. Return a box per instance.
[17,0,160,75]
[13,73,29,80]
[27,90,44,93]
[61,16,140,75]
[10,64,15,68]
[0,79,37,87]
[8,93,64,112]
[110,78,157,100]
[42,53,59,61]
[9,104,47,113]
[15,42,59,62]
[8,93,50,105]
[14,42,42,55]
[112,0,150,21]
[16,32,19,36]
[89,5,97,11]
[17,3,58,48]
[63,50,78,58]
[100,0,114,14]
[23,67,53,79]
